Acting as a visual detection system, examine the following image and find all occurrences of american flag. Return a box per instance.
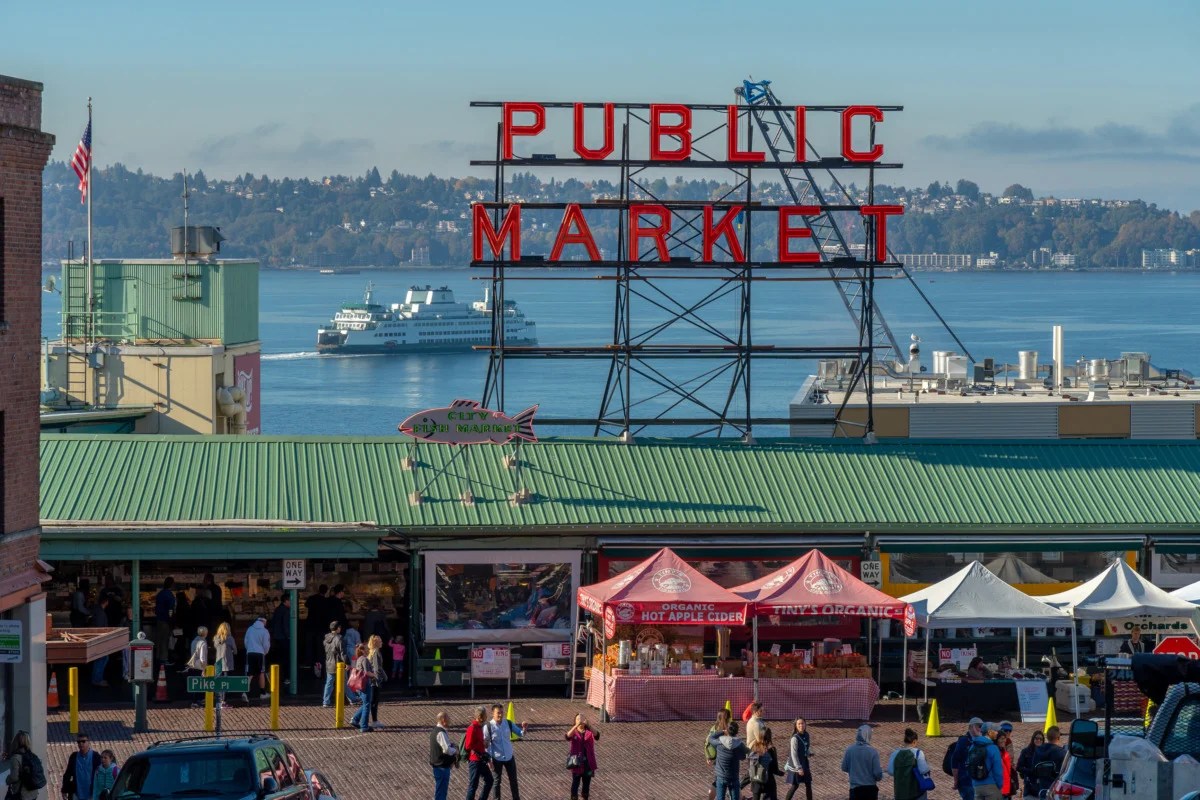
[70,119,92,204]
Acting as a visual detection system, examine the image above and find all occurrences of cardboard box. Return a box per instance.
[846,667,873,679]
[817,668,847,679]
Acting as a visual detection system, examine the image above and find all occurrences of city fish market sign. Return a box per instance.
[399,399,538,445]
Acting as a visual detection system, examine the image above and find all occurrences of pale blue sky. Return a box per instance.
[6,0,1200,210]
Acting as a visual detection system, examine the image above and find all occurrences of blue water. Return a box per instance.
[41,269,1200,436]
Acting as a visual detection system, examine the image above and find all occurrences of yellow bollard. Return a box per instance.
[925,699,942,737]
[68,667,79,735]
[270,665,280,731]
[204,665,215,732]
[334,662,345,729]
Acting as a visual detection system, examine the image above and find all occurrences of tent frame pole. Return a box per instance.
[1070,623,1080,719]
[600,614,609,723]
[752,617,759,702]
[923,624,931,706]
[901,629,908,723]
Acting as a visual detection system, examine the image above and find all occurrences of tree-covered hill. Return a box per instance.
[42,163,1200,268]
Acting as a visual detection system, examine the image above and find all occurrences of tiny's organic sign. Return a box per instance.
[398,399,538,445]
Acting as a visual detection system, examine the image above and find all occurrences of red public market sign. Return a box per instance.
[1154,635,1200,659]
[471,100,904,265]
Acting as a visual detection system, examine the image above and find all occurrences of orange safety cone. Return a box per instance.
[154,664,169,702]
[47,673,60,710]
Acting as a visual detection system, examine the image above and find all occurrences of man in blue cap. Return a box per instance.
[968,722,1005,800]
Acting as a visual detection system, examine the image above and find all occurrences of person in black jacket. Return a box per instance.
[268,596,292,686]
[1016,731,1044,797]
[1027,727,1067,798]
[61,732,101,800]
[304,585,329,664]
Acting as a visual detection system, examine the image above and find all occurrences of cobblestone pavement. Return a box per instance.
[44,690,1055,800]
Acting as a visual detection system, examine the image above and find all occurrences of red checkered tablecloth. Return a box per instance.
[586,672,878,722]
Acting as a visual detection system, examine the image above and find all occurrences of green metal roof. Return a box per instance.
[38,435,1200,535]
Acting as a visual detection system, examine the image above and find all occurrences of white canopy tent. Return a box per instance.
[899,561,1081,719]
[1170,579,1200,605]
[1043,559,1200,625]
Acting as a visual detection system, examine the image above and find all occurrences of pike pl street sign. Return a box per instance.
[187,675,251,694]
[283,559,306,590]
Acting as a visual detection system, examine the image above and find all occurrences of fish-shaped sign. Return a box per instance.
[398,399,538,445]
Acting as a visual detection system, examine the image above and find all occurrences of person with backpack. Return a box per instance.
[4,731,45,800]
[430,711,457,800]
[1028,726,1067,798]
[782,717,812,800]
[707,720,749,800]
[840,724,883,800]
[948,717,984,800]
[61,732,101,800]
[967,722,1005,800]
[747,727,783,800]
[706,707,733,800]
[484,702,527,800]
[464,706,495,800]
[91,750,119,800]
[888,728,932,800]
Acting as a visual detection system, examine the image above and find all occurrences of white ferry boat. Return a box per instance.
[315,283,537,354]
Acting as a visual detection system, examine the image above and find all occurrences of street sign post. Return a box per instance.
[1154,635,1200,660]
[282,559,306,590]
[187,675,251,694]
[860,560,882,589]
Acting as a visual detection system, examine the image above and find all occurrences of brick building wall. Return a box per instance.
[0,73,54,756]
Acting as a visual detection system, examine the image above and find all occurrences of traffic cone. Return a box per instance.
[724,699,732,714]
[433,648,442,686]
[154,664,169,702]
[47,673,60,710]
[925,699,941,737]
[506,701,519,741]
[1043,697,1058,734]
[1144,699,1155,729]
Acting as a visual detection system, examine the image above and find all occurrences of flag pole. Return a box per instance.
[84,98,94,347]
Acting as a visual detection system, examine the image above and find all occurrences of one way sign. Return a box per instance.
[282,559,306,590]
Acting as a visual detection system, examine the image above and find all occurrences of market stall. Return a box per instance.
[899,561,1080,721]
[730,549,907,715]
[1044,559,1200,713]
[579,547,750,722]
[1170,578,1200,604]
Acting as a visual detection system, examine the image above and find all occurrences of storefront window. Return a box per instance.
[887,550,1125,586]
[1157,553,1200,589]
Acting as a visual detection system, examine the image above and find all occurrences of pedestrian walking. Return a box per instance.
[268,595,291,687]
[3,730,43,800]
[1016,731,1043,798]
[1026,727,1066,798]
[967,722,1004,800]
[61,732,101,800]
[430,711,457,800]
[887,728,932,800]
[88,597,111,687]
[706,707,733,800]
[782,718,812,800]
[565,713,598,800]
[153,577,176,666]
[951,717,984,800]
[389,634,406,681]
[748,727,783,800]
[322,622,347,708]
[840,724,882,800]
[745,701,767,750]
[213,622,237,709]
[464,706,495,800]
[242,615,270,703]
[348,643,375,733]
[185,626,209,708]
[707,720,749,800]
[91,751,119,800]
[365,635,386,729]
[484,703,527,800]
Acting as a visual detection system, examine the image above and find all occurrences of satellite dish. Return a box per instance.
[42,275,59,294]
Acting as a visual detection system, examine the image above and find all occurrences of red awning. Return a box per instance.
[577,547,748,626]
[731,549,907,619]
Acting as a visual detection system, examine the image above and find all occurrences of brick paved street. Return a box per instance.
[43,689,1059,800]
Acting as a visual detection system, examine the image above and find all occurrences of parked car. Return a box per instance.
[304,770,338,800]
[109,734,313,799]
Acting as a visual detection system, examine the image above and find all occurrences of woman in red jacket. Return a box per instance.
[999,731,1015,799]
[464,706,494,800]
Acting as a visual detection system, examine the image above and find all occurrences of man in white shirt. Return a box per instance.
[484,703,528,800]
[430,711,457,800]
[242,616,271,703]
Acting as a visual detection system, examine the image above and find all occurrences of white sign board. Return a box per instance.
[938,647,978,671]
[471,646,511,679]
[282,559,306,590]
[1015,679,1049,723]
[860,560,882,589]
[0,620,22,663]
[541,642,570,669]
